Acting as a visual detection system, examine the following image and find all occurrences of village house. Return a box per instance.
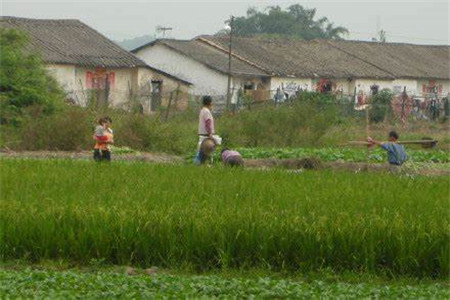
[134,34,449,105]
[199,36,450,100]
[0,17,192,112]
[132,39,271,104]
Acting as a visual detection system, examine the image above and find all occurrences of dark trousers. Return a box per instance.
[93,149,111,162]
[101,150,111,162]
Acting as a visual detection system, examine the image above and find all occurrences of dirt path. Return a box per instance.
[0,150,183,163]
[2,151,448,176]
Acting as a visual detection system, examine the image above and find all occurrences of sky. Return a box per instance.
[2,0,449,45]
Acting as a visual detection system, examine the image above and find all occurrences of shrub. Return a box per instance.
[0,29,64,125]
[370,89,394,123]
[219,93,338,147]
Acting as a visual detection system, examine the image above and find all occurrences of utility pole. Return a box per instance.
[225,15,234,112]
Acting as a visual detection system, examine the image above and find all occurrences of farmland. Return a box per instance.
[1,159,448,280]
[1,268,449,298]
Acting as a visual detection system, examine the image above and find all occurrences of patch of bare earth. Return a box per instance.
[245,158,450,176]
[0,150,183,164]
[1,151,448,176]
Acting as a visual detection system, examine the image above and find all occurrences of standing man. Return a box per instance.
[194,96,214,165]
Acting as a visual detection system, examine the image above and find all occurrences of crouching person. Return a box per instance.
[194,138,216,165]
[221,149,244,167]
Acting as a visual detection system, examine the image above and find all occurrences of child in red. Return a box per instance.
[93,118,109,161]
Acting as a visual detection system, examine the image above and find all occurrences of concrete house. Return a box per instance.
[0,17,192,112]
[132,39,270,104]
[134,34,449,104]
[200,36,450,99]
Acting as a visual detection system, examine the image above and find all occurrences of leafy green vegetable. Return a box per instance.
[1,269,448,298]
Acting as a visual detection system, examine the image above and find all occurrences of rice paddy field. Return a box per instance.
[1,158,449,297]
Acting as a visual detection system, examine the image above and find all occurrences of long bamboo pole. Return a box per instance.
[348,140,438,145]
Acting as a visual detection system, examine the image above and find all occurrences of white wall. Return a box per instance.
[416,79,450,97]
[73,67,137,107]
[351,79,393,95]
[46,64,76,91]
[270,77,312,92]
[137,67,191,112]
[135,44,229,97]
[391,79,417,95]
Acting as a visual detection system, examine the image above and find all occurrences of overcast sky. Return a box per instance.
[2,0,449,45]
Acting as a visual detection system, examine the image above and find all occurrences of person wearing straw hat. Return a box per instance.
[194,96,221,164]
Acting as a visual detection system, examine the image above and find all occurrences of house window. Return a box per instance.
[244,83,255,91]
[151,80,163,112]
[151,80,162,93]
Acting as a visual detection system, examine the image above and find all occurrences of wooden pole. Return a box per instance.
[365,101,370,164]
[348,140,438,145]
[225,16,234,112]
[173,84,180,110]
[164,90,174,121]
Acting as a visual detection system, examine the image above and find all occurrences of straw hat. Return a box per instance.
[200,138,215,155]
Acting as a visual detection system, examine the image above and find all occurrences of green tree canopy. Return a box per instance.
[227,4,348,40]
[0,28,64,124]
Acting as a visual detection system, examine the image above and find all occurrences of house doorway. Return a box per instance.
[151,80,162,111]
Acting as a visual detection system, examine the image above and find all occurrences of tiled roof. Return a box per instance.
[0,16,147,68]
[133,39,269,77]
[199,36,450,80]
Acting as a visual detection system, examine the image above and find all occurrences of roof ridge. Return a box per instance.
[1,16,81,23]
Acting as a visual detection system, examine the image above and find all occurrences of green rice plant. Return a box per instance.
[1,159,448,278]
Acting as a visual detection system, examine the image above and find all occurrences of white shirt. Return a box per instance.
[198,107,214,135]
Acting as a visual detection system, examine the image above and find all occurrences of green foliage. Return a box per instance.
[0,29,64,125]
[212,147,450,163]
[370,89,394,123]
[1,106,196,154]
[230,5,348,40]
[1,160,448,278]
[1,268,449,298]
[220,93,339,148]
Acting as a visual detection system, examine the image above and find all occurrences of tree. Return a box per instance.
[0,29,63,124]
[378,29,387,43]
[228,4,348,40]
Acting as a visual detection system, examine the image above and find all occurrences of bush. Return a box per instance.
[3,106,196,154]
[219,93,338,147]
[12,106,93,151]
[0,29,64,125]
[370,89,394,123]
